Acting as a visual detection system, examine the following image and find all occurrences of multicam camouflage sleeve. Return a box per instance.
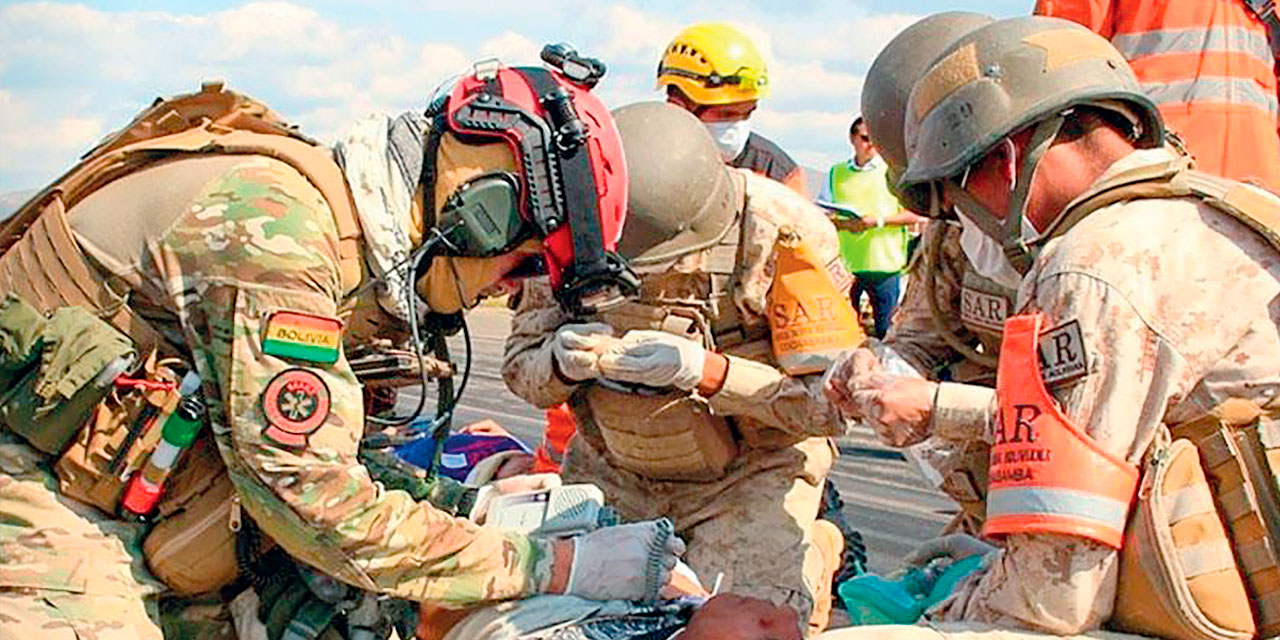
[148,158,554,606]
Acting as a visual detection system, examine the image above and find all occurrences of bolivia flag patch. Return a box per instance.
[263,311,342,364]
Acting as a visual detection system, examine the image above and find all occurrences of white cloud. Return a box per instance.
[0,1,931,191]
[478,31,542,65]
[53,116,105,150]
[771,60,862,102]
[597,5,681,62]
[0,2,483,188]
[771,12,923,63]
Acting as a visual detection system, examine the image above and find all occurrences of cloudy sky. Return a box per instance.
[0,0,1029,195]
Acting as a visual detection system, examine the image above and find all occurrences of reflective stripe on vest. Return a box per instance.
[1142,78,1279,114]
[1112,26,1273,63]
[984,313,1140,549]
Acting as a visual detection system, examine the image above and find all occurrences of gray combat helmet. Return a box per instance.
[861,11,995,213]
[899,15,1163,268]
[611,101,740,268]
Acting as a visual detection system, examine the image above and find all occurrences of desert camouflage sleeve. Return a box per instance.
[501,278,583,409]
[886,220,972,375]
[940,251,1186,632]
[150,157,553,606]
[706,171,850,438]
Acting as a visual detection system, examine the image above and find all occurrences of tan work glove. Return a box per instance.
[597,330,706,391]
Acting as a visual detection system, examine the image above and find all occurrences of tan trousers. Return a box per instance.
[817,622,1153,640]
[562,434,836,636]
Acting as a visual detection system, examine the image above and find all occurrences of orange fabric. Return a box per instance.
[983,313,1139,549]
[1037,0,1280,193]
[781,166,810,198]
[533,403,576,474]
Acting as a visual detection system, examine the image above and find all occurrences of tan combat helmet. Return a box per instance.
[899,15,1163,269]
[860,11,995,213]
[611,101,740,267]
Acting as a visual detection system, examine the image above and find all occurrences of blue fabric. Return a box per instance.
[394,431,529,482]
[852,272,901,339]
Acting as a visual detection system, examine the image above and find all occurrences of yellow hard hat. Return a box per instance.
[656,22,770,105]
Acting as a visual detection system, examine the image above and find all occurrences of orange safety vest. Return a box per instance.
[983,313,1140,549]
[533,403,577,474]
[1036,0,1280,193]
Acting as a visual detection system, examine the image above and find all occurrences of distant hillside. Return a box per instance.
[0,190,34,221]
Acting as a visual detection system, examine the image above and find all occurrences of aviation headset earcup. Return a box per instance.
[437,173,528,257]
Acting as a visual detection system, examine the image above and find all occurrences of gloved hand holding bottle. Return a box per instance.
[822,341,937,447]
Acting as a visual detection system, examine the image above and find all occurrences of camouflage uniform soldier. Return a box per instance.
[826,15,1280,640]
[504,102,850,637]
[822,12,1004,536]
[0,63,682,639]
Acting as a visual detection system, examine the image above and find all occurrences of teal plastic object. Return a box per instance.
[837,553,985,625]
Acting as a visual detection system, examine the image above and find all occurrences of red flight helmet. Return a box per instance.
[425,44,637,316]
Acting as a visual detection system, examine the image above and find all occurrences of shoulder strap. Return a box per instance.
[1241,0,1280,59]
[1043,152,1193,243]
[1052,153,1280,259]
[1185,171,1280,254]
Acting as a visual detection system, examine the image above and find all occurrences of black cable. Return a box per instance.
[366,225,469,429]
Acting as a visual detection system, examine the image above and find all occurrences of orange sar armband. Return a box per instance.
[983,313,1139,549]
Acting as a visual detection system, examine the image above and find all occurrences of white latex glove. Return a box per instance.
[902,533,997,568]
[822,346,883,412]
[551,322,616,382]
[823,342,936,446]
[567,518,687,602]
[597,330,706,391]
[469,473,562,524]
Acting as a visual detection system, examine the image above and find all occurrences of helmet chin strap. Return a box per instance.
[937,115,1065,275]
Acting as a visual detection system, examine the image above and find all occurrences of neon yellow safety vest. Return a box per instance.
[828,158,908,274]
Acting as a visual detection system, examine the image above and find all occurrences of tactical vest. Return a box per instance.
[1006,154,1280,640]
[919,221,1012,381]
[915,221,1012,533]
[569,216,794,481]
[0,81,364,596]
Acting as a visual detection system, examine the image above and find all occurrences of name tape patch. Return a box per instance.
[960,287,1009,333]
[1038,319,1089,387]
[263,311,342,364]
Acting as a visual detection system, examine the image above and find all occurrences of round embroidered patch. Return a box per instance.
[262,368,331,448]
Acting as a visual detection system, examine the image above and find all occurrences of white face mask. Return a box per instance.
[955,208,1024,290]
[704,119,751,162]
